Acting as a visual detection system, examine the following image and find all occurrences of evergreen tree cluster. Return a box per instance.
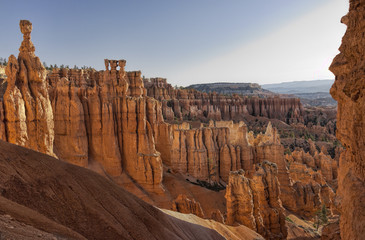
[0,57,8,66]
[1,58,94,71]
[42,62,93,71]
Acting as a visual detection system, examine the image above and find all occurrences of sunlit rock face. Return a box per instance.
[48,60,164,193]
[154,120,253,184]
[225,163,287,240]
[3,20,54,156]
[0,20,163,193]
[329,1,365,239]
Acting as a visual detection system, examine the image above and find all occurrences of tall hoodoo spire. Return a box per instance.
[19,20,35,53]
[3,20,54,156]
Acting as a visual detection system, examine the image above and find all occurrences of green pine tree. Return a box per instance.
[314,204,328,230]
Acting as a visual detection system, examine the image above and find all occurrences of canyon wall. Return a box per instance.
[225,163,287,240]
[47,61,164,192]
[329,1,365,239]
[144,78,304,124]
[154,120,253,184]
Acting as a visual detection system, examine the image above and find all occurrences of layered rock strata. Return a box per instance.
[225,163,287,240]
[144,78,304,124]
[47,60,163,192]
[329,1,365,239]
[154,120,253,183]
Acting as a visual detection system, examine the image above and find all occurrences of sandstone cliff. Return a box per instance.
[154,120,253,184]
[225,163,287,240]
[144,78,304,124]
[329,1,365,239]
[48,61,164,192]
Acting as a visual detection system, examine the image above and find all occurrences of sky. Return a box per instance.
[0,0,348,86]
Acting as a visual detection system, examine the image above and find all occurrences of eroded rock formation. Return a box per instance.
[0,20,165,193]
[3,20,54,156]
[225,163,287,240]
[144,78,304,124]
[154,120,253,183]
[329,1,365,239]
[172,194,205,218]
[0,19,349,239]
[47,60,163,192]
[248,123,337,218]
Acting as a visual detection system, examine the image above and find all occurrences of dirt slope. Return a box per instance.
[0,140,224,240]
[161,209,264,240]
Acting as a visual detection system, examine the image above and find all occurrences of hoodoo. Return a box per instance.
[0,16,352,239]
[4,20,54,156]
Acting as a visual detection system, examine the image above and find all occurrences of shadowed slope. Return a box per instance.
[0,140,224,240]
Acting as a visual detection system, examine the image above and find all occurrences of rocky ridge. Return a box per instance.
[329,1,365,239]
[144,78,304,124]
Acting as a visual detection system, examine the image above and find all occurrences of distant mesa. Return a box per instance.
[186,82,271,96]
[186,81,337,107]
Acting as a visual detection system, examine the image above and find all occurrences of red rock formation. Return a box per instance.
[172,194,205,218]
[321,221,341,240]
[154,120,253,183]
[144,80,304,124]
[329,1,365,239]
[3,20,54,156]
[286,149,337,216]
[0,20,346,239]
[210,209,225,224]
[250,161,287,239]
[47,60,164,192]
[225,162,287,239]
[51,77,88,167]
[248,123,298,214]
[144,77,174,100]
[249,123,337,218]
[225,170,256,229]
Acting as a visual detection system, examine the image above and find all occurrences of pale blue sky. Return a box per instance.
[0,0,348,86]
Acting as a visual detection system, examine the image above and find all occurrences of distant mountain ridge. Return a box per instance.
[262,80,336,106]
[262,80,334,94]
